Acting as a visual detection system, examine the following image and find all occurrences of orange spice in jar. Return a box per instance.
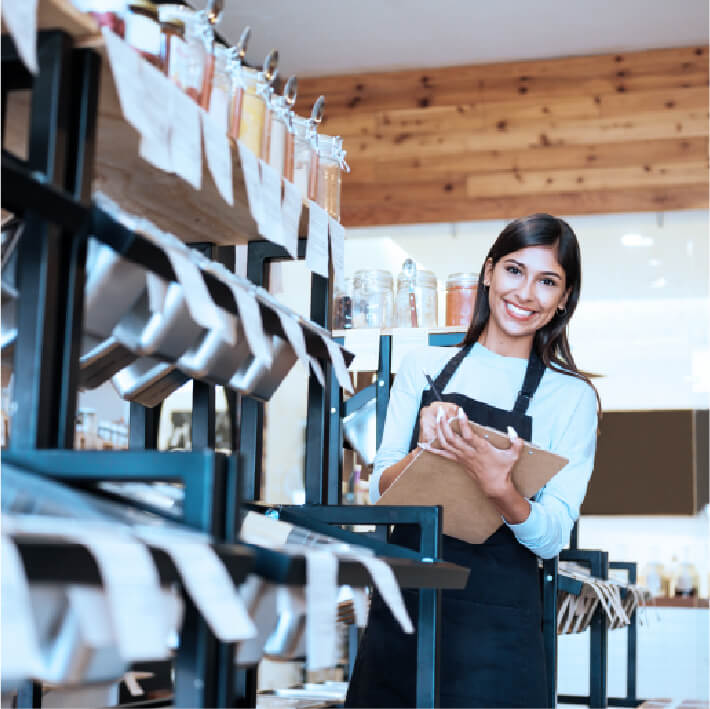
[445,273,479,327]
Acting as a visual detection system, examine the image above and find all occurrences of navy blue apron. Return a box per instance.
[345,344,549,708]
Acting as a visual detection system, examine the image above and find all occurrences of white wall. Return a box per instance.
[344,209,710,411]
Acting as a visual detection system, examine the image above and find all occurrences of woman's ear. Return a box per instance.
[559,288,571,310]
[483,258,494,287]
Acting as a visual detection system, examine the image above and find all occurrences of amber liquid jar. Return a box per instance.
[445,273,479,327]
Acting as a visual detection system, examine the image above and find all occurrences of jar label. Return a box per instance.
[125,13,161,56]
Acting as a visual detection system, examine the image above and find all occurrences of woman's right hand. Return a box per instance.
[418,402,460,444]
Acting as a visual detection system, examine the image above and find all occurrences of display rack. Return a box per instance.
[2,9,471,709]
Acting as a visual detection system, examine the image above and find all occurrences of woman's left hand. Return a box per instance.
[428,408,524,501]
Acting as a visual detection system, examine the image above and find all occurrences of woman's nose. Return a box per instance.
[516,277,535,301]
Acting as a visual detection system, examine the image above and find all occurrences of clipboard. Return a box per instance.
[376,416,568,544]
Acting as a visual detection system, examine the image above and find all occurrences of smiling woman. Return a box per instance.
[347,213,602,708]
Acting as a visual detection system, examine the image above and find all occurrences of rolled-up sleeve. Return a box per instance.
[506,381,598,558]
[369,351,425,503]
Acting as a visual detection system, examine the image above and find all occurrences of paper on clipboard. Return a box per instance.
[377,416,568,544]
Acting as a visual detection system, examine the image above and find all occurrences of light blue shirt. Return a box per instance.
[369,343,599,559]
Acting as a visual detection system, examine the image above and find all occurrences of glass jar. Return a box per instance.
[445,272,479,327]
[333,277,353,330]
[291,115,313,201]
[395,266,438,328]
[311,134,346,220]
[125,1,162,68]
[352,270,394,329]
[207,44,233,132]
[157,4,211,105]
[233,65,267,157]
[262,96,288,176]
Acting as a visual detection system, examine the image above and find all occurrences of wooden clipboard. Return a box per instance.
[376,417,568,544]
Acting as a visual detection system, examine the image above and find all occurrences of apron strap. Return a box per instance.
[512,350,546,416]
[432,343,474,393]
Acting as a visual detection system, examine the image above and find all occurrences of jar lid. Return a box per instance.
[397,268,437,290]
[158,4,194,22]
[161,19,185,36]
[353,269,393,290]
[446,272,479,288]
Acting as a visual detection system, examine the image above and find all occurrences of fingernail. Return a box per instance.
[458,407,466,419]
[436,406,444,423]
[507,426,519,442]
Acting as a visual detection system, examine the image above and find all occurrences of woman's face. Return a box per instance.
[484,245,570,349]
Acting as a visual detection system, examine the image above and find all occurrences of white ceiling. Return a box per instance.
[216,0,710,78]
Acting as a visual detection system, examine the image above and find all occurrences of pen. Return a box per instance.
[425,373,443,401]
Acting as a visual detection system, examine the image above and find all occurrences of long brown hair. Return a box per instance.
[462,213,601,414]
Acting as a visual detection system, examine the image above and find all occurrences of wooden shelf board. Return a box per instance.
[333,326,466,338]
[7,0,310,246]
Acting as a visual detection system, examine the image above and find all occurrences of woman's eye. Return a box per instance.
[506,266,521,275]
[541,278,556,286]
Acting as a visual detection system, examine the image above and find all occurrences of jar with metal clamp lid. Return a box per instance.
[353,270,394,329]
[395,265,438,328]
[261,95,289,176]
[157,4,212,106]
[311,134,347,220]
[290,115,313,200]
[232,65,267,157]
[207,44,234,132]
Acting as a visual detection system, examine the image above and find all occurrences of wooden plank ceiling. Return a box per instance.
[299,46,709,227]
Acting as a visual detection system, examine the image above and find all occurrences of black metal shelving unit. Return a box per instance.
[2,19,473,709]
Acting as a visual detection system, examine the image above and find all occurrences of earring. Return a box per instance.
[557,304,567,315]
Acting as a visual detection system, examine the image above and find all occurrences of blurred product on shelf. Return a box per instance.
[445,272,479,327]
[333,278,353,330]
[641,561,672,597]
[237,65,269,156]
[291,115,313,200]
[673,561,700,597]
[395,261,438,328]
[72,0,126,35]
[352,269,394,329]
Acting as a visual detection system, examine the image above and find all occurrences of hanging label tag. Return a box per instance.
[304,550,338,670]
[1,0,38,73]
[229,282,273,365]
[103,29,145,133]
[344,329,381,371]
[277,311,309,367]
[281,179,302,259]
[306,202,330,278]
[137,528,256,643]
[307,354,326,388]
[136,59,174,169]
[139,135,173,173]
[170,88,202,189]
[391,328,429,372]
[208,85,230,136]
[202,109,234,205]
[321,335,354,393]
[238,141,263,225]
[328,217,346,290]
[259,161,284,246]
[1,534,44,680]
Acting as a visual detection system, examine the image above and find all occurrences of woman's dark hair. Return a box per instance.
[462,213,601,413]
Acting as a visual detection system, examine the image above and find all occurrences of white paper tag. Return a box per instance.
[229,283,272,365]
[1,0,38,73]
[322,335,354,394]
[344,329,381,371]
[238,141,263,225]
[277,311,309,367]
[304,550,338,670]
[202,109,234,205]
[280,179,302,259]
[136,58,175,167]
[391,328,429,372]
[124,12,161,56]
[1,534,44,680]
[307,354,326,388]
[139,134,173,173]
[170,88,202,189]
[208,85,230,136]
[338,549,413,634]
[103,29,145,133]
[306,202,330,278]
[351,587,370,628]
[259,161,284,246]
[328,217,346,290]
[137,528,256,643]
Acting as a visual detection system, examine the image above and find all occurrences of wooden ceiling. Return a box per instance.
[299,46,709,227]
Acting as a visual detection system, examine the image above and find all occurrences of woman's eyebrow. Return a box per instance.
[503,258,562,279]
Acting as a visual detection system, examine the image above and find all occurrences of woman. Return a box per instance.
[345,213,600,708]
